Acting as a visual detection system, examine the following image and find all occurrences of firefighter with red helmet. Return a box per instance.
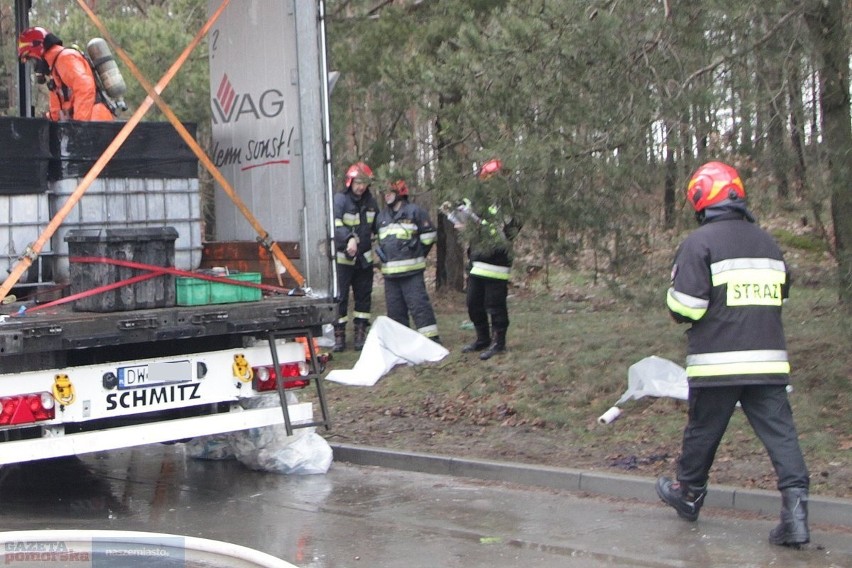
[656,161,810,547]
[332,162,379,351]
[17,27,113,121]
[446,159,521,360]
[376,179,440,342]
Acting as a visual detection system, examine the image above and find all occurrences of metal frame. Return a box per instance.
[267,328,331,436]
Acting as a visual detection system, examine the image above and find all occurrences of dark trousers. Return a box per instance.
[467,275,509,331]
[677,384,809,491]
[335,264,373,323]
[384,272,437,334]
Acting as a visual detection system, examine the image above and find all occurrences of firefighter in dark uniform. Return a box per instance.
[332,162,379,351]
[657,161,810,547]
[376,180,440,342]
[448,159,521,360]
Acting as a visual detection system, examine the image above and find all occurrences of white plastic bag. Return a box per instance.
[616,356,688,405]
[185,393,333,475]
[234,426,332,475]
[184,433,236,460]
[598,356,689,425]
[235,428,333,475]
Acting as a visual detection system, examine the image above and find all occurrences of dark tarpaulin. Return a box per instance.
[49,121,199,180]
[0,118,199,194]
[0,117,51,194]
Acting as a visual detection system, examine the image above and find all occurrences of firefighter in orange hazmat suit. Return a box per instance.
[18,26,114,121]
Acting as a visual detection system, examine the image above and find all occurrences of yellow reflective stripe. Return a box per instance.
[667,287,708,320]
[378,224,417,240]
[686,349,789,377]
[420,230,437,245]
[366,211,376,223]
[711,259,786,307]
[334,219,345,227]
[336,315,349,324]
[470,261,510,281]
[353,311,371,320]
[381,258,426,274]
[337,252,373,265]
[342,213,360,226]
[687,360,791,377]
[418,324,439,337]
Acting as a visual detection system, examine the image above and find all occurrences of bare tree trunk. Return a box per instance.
[760,17,791,200]
[787,64,808,198]
[434,94,465,292]
[801,0,852,309]
[436,214,465,292]
[663,122,676,229]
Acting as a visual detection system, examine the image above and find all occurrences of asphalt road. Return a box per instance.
[0,443,848,567]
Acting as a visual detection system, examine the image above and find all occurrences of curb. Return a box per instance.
[330,443,852,529]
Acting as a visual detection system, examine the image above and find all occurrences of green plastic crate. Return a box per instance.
[176,272,262,306]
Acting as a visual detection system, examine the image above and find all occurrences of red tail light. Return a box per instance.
[252,363,310,392]
[0,392,56,426]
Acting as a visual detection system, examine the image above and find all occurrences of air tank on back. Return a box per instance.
[85,38,128,111]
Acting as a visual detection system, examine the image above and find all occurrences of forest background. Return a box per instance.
[0,0,849,499]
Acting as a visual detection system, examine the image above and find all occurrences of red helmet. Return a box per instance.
[686,161,746,212]
[17,27,50,61]
[345,162,373,188]
[479,159,503,180]
[390,180,409,197]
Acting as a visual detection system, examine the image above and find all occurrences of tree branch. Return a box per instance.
[681,7,802,92]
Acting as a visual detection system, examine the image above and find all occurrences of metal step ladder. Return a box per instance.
[266,328,331,436]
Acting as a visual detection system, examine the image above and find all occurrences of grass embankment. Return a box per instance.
[323,236,851,499]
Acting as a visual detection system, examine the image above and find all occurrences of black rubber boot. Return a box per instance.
[333,324,346,353]
[462,325,490,353]
[353,318,369,351]
[769,488,810,547]
[655,476,707,522]
[479,329,506,361]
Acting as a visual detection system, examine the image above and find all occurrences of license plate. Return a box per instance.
[117,360,192,389]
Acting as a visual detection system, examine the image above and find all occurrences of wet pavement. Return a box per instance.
[0,443,849,567]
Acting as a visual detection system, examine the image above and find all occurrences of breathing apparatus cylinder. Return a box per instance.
[85,37,127,111]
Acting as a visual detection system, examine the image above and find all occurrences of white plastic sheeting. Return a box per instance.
[325,316,450,386]
[185,394,333,475]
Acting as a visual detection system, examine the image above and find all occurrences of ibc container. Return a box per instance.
[65,227,178,312]
[0,193,54,285]
[49,177,203,281]
[47,120,202,282]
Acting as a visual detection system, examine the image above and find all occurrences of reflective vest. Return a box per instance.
[333,188,378,268]
[467,204,517,281]
[376,201,436,278]
[667,212,790,386]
